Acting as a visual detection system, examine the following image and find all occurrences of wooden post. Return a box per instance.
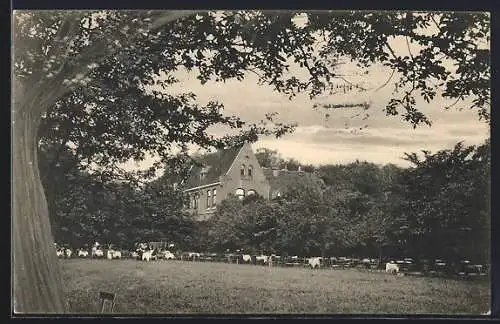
[379,242,383,267]
[99,291,116,313]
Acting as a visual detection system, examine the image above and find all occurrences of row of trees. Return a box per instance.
[39,144,198,250]
[42,138,490,265]
[255,148,316,172]
[205,140,490,263]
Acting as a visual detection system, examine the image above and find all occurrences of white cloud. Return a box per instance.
[252,117,488,167]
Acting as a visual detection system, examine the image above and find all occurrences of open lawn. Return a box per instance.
[61,259,490,315]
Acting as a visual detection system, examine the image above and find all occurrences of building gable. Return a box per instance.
[223,143,270,198]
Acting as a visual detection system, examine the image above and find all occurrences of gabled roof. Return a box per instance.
[183,145,243,190]
[262,168,324,194]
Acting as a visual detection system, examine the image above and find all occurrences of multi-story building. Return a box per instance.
[182,143,323,220]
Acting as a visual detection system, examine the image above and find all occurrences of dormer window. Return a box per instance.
[240,164,245,176]
[200,165,211,180]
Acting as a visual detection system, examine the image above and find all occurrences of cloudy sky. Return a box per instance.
[123,15,490,171]
[166,69,488,168]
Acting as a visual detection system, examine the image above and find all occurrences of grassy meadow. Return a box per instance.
[60,259,490,315]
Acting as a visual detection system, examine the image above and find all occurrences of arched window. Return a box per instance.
[212,189,217,206]
[240,164,245,176]
[207,190,211,208]
[248,165,253,178]
[235,188,245,200]
[247,189,256,196]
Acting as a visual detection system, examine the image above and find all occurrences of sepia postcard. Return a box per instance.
[11,9,492,317]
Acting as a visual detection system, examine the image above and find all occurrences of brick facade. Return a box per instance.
[182,143,322,220]
[183,143,270,220]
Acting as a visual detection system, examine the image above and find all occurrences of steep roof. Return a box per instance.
[183,145,243,190]
[262,168,324,194]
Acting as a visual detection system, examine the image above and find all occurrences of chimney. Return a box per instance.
[218,149,223,172]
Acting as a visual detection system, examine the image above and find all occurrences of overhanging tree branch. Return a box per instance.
[21,11,198,117]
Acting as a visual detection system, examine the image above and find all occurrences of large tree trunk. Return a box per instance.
[12,79,67,314]
[11,11,195,314]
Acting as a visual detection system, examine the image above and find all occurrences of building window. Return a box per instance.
[240,164,245,176]
[212,189,217,206]
[235,188,245,200]
[247,189,256,196]
[184,195,190,208]
[207,190,211,208]
[248,165,253,177]
[193,193,199,209]
[200,166,211,180]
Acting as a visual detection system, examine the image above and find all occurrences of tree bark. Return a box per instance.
[12,79,67,314]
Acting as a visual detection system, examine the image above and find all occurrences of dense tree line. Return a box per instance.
[206,140,490,263]
[39,146,197,250]
[42,139,490,265]
[255,148,316,172]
